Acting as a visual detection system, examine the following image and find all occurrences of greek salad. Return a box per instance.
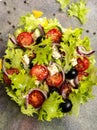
[0,12,97,121]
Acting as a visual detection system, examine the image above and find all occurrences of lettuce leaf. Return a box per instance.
[67,0,89,24]
[21,104,37,116]
[69,57,97,116]
[60,28,82,71]
[19,13,40,32]
[6,69,37,116]
[69,78,95,117]
[19,13,61,32]
[6,87,25,106]
[56,0,89,24]
[56,0,70,11]
[10,69,37,95]
[32,38,53,65]
[69,90,81,116]
[38,92,64,121]
[4,39,24,69]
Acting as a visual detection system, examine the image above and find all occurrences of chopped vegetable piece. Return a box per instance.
[0,59,2,71]
[32,10,43,18]
[30,65,49,81]
[56,0,70,11]
[67,0,89,24]
[16,32,34,47]
[38,92,64,121]
[46,28,62,43]
[28,89,46,108]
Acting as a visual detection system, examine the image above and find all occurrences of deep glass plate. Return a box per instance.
[0,0,97,130]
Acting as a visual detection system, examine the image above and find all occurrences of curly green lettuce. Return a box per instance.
[56,0,70,11]
[56,0,89,24]
[19,13,62,32]
[6,69,37,115]
[21,104,38,116]
[4,38,24,69]
[59,28,91,71]
[38,91,64,121]
[69,57,97,116]
[32,38,53,65]
[67,0,89,24]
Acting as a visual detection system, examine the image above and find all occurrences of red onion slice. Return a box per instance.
[67,76,79,89]
[9,35,18,45]
[77,46,95,56]
[38,24,45,36]
[60,81,72,99]
[25,88,47,109]
[28,88,47,98]
[74,76,79,88]
[25,94,29,109]
[2,59,9,76]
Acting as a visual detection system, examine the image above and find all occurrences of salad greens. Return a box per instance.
[56,0,89,24]
[18,13,62,33]
[6,70,37,105]
[0,12,97,121]
[56,0,70,11]
[32,38,53,65]
[67,0,89,24]
[39,91,64,121]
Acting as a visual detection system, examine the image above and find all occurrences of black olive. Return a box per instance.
[59,99,72,113]
[66,68,78,79]
[5,58,11,64]
[13,88,17,92]
[50,87,59,93]
[48,87,59,97]
[29,60,33,69]
[36,36,42,44]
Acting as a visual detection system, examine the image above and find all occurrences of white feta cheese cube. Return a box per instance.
[22,54,30,68]
[71,58,77,66]
[52,45,61,59]
[48,63,59,76]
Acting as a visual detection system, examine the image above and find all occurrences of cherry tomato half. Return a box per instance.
[30,64,49,81]
[28,90,45,108]
[3,68,19,85]
[75,56,90,72]
[46,73,63,87]
[17,32,33,47]
[78,71,89,81]
[46,28,62,43]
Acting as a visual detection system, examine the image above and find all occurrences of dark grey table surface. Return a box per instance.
[0,0,97,130]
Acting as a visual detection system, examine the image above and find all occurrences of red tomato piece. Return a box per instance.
[28,90,45,108]
[78,71,89,81]
[46,73,63,87]
[76,57,90,72]
[17,32,33,47]
[3,68,19,85]
[30,65,49,81]
[46,28,62,43]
